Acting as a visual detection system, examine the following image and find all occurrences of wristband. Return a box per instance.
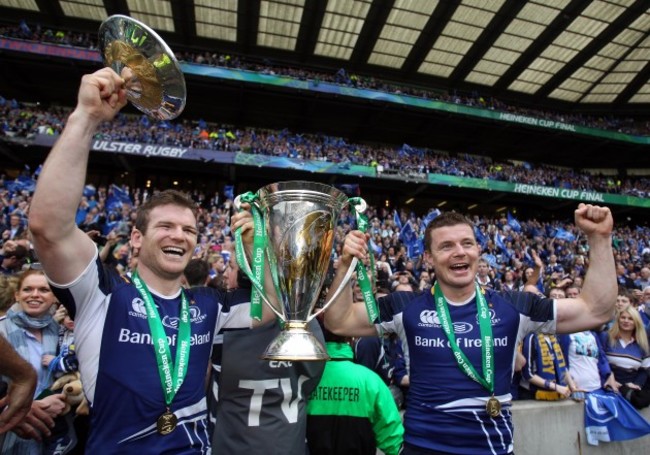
[544,380,550,389]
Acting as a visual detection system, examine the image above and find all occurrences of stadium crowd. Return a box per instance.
[2,20,650,136]
[2,98,649,199]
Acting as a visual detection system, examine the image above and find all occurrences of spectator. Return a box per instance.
[639,286,650,327]
[600,307,650,409]
[0,274,18,317]
[183,258,210,287]
[559,330,617,394]
[306,324,404,455]
[0,242,28,275]
[520,329,576,401]
[0,269,67,452]
[565,285,582,299]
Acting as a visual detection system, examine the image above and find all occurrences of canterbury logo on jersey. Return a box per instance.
[419,309,439,326]
[418,310,473,333]
[128,297,207,325]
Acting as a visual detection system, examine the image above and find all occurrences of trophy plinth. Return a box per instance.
[260,321,329,361]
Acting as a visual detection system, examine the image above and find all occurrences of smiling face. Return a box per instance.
[425,223,480,300]
[16,271,57,318]
[617,311,635,334]
[131,204,198,282]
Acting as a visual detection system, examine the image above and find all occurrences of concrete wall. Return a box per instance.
[512,399,650,455]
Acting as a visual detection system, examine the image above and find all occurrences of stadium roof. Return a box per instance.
[1,0,649,113]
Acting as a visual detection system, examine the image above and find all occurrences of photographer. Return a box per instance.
[390,271,418,292]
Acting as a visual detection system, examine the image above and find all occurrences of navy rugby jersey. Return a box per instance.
[50,254,241,454]
[377,289,555,455]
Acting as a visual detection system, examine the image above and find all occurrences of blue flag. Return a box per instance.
[110,184,132,204]
[422,209,441,229]
[393,210,402,229]
[482,254,498,268]
[494,231,511,259]
[507,212,521,232]
[369,237,382,256]
[107,184,132,213]
[474,226,488,249]
[555,228,576,242]
[399,221,417,248]
[585,390,650,445]
[223,185,234,201]
[83,184,96,198]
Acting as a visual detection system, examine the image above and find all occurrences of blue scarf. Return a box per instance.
[534,333,568,400]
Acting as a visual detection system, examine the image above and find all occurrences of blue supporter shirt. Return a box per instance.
[377,289,555,455]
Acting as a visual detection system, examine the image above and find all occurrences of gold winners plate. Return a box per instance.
[98,15,186,120]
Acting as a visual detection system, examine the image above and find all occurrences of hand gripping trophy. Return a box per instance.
[234,181,372,361]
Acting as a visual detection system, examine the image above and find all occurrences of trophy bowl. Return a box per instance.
[98,14,186,120]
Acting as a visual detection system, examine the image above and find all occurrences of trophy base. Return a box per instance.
[261,321,329,361]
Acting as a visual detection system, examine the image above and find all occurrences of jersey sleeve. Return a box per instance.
[501,290,557,335]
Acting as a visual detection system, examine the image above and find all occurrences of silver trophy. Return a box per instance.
[98,14,186,120]
[235,181,366,361]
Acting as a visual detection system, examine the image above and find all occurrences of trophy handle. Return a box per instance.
[308,257,358,322]
[309,196,367,322]
[233,195,286,322]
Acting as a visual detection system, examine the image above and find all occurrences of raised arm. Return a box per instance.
[0,335,37,435]
[29,68,128,284]
[323,230,378,337]
[556,204,616,333]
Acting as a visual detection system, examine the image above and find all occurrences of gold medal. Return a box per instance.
[486,396,501,418]
[157,409,177,435]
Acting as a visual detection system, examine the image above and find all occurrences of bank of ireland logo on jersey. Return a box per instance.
[129,297,148,319]
[418,309,440,327]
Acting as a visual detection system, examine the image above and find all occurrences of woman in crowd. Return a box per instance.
[601,306,650,409]
[0,269,67,453]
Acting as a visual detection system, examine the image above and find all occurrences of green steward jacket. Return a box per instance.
[306,341,404,455]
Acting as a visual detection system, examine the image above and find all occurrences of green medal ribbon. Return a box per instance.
[433,282,494,393]
[233,191,269,321]
[132,270,191,409]
[349,197,379,324]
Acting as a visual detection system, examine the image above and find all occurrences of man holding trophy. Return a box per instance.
[325,207,617,454]
[26,15,284,453]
